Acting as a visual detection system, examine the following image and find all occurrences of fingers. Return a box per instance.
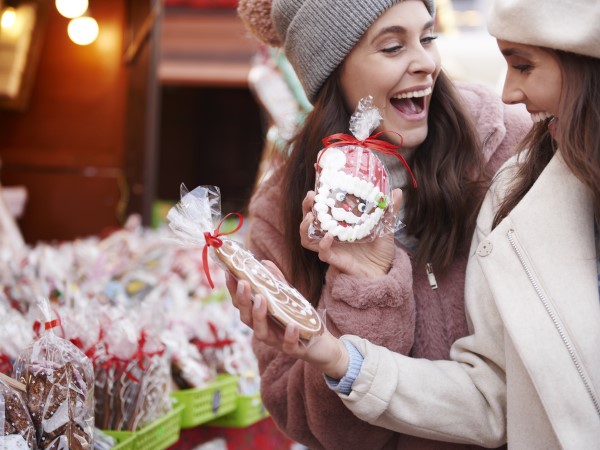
[281,324,302,355]
[232,279,254,327]
[391,188,403,211]
[302,191,316,216]
[225,272,237,298]
[300,210,319,251]
[316,233,335,263]
[251,295,271,341]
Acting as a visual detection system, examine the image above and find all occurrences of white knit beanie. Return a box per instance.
[271,0,436,103]
[487,0,600,59]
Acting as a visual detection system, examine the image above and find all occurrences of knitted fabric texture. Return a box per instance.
[271,0,435,103]
[487,0,600,59]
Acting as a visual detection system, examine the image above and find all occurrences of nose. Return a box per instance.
[501,71,525,105]
[407,45,437,75]
[343,203,352,212]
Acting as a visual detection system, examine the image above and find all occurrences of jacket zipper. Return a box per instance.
[507,228,600,417]
[426,263,438,289]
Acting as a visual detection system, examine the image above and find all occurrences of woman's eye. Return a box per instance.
[421,35,438,45]
[358,202,366,213]
[335,191,346,202]
[382,44,402,54]
[513,64,532,73]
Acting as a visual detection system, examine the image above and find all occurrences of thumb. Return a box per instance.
[391,188,403,212]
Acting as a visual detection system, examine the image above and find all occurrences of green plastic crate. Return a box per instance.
[208,391,270,427]
[135,404,184,450]
[103,404,184,450]
[170,374,238,428]
[102,430,137,450]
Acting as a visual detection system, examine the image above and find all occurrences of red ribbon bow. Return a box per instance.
[33,318,62,336]
[202,212,244,288]
[321,130,418,188]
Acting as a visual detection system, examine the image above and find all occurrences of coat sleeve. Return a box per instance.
[245,170,417,449]
[334,165,523,447]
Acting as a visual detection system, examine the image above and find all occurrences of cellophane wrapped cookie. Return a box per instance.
[311,96,410,243]
[13,300,94,450]
[92,313,171,432]
[0,374,37,449]
[167,185,324,341]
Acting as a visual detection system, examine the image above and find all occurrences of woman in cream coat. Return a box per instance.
[229,0,600,448]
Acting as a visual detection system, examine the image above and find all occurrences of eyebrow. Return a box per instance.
[500,48,533,58]
[370,19,436,43]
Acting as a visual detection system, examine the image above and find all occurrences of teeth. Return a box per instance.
[531,112,553,123]
[393,86,433,100]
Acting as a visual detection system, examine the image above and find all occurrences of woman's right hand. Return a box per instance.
[226,271,350,379]
[300,189,401,278]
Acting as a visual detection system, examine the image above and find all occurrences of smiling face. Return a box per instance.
[340,0,440,149]
[498,39,563,124]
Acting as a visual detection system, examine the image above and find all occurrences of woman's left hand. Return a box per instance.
[300,189,402,277]
[226,266,350,379]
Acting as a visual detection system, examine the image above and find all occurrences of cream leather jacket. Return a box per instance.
[340,152,600,449]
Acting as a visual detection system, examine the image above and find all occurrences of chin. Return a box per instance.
[397,127,428,150]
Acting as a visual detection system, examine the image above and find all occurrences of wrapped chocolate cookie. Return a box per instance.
[0,373,36,449]
[13,301,94,450]
[167,185,324,341]
[311,96,416,242]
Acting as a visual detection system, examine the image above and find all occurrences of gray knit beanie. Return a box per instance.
[272,0,436,103]
[487,0,600,60]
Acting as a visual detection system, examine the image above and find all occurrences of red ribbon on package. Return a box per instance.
[32,318,63,336]
[202,212,244,288]
[321,130,418,188]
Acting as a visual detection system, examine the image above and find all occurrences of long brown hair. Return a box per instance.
[281,69,486,305]
[493,51,600,228]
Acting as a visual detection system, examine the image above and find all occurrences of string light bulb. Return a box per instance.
[67,16,98,45]
[1,6,17,29]
[55,0,89,19]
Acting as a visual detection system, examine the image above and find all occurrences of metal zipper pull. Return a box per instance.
[426,263,438,289]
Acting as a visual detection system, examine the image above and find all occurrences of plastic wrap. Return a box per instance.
[310,96,413,242]
[0,374,36,449]
[167,185,325,341]
[13,300,94,450]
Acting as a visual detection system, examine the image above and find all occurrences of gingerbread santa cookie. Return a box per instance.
[311,96,415,242]
[313,146,392,242]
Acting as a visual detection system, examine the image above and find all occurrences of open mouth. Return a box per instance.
[390,86,432,117]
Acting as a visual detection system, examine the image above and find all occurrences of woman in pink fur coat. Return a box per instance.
[232,1,531,449]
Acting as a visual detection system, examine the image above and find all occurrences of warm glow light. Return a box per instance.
[1,7,17,29]
[67,16,98,45]
[55,0,89,19]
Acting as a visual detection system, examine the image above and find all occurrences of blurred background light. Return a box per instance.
[55,0,89,19]
[67,16,98,45]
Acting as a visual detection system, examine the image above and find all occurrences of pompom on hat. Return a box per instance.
[238,0,436,103]
[237,0,282,47]
[487,0,600,59]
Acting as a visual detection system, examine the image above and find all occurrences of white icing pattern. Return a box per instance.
[215,240,324,339]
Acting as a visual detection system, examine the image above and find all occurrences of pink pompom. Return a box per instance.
[237,0,282,47]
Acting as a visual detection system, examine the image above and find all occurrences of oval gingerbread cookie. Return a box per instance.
[214,239,324,340]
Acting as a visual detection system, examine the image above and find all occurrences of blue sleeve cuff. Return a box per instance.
[324,339,364,395]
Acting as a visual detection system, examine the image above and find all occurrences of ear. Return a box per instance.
[237,0,283,47]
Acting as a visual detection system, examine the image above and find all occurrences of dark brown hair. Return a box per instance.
[281,69,486,304]
[493,51,600,228]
